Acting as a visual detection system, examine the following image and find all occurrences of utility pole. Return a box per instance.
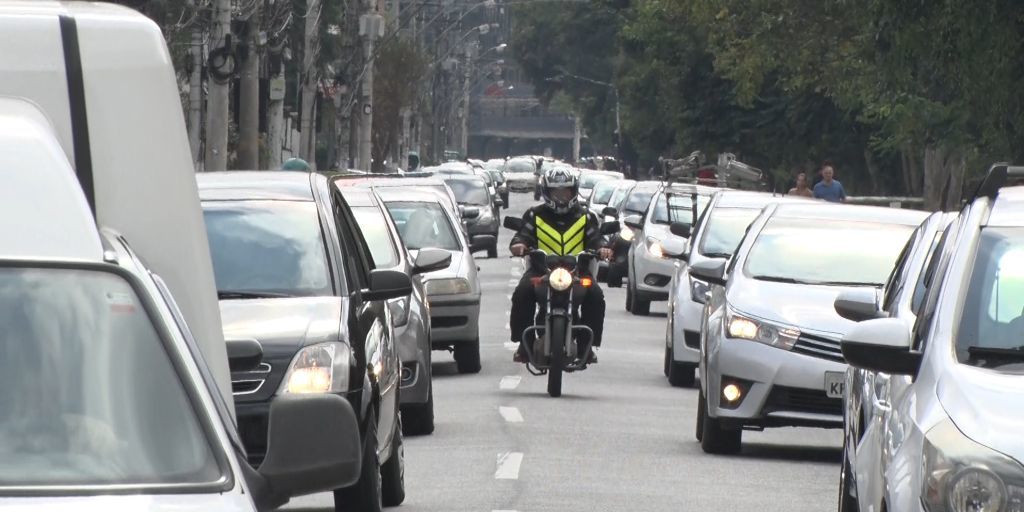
[204,0,233,172]
[459,44,473,157]
[186,0,203,169]
[299,0,322,167]
[237,5,262,170]
[358,1,384,172]
[267,53,286,168]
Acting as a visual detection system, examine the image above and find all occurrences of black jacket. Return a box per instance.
[510,204,604,255]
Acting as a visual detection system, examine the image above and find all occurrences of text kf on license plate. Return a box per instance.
[825,371,845,398]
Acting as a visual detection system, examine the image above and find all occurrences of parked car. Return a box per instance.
[503,156,539,192]
[691,202,926,454]
[624,183,715,315]
[443,175,502,258]
[837,166,1024,512]
[199,171,411,509]
[834,211,953,512]
[578,170,624,204]
[340,186,454,437]
[607,181,662,287]
[664,190,808,387]
[376,188,491,374]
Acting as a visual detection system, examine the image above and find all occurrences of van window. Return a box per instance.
[0,268,221,489]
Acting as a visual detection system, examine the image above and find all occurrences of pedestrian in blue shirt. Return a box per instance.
[813,165,846,202]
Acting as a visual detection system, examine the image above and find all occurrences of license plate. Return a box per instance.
[825,371,845,398]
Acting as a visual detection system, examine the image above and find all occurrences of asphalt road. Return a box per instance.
[284,192,842,512]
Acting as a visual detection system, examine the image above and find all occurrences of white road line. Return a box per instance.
[495,452,524,480]
[499,375,521,390]
[499,406,524,423]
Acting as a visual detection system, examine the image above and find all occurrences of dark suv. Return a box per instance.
[198,171,411,510]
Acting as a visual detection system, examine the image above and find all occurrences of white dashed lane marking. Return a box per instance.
[495,452,524,480]
[499,375,521,390]
[499,406,523,423]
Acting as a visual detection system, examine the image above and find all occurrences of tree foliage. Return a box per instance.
[372,37,427,172]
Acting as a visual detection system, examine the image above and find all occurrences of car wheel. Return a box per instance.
[696,391,706,442]
[700,393,742,455]
[625,284,633,312]
[401,384,435,436]
[838,439,859,512]
[381,417,406,507]
[630,287,650,316]
[663,344,671,377]
[454,339,482,374]
[335,418,382,512]
[488,238,498,259]
[667,345,696,387]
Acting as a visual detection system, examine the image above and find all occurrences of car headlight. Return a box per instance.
[549,267,573,291]
[425,277,471,296]
[646,236,664,258]
[690,276,710,304]
[388,296,409,327]
[725,308,800,350]
[279,342,352,394]
[922,418,1024,512]
[620,227,635,242]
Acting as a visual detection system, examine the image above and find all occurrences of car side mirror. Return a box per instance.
[470,234,496,253]
[623,214,644,230]
[841,318,920,375]
[669,221,692,239]
[226,338,263,372]
[834,289,883,322]
[364,269,413,301]
[462,206,480,219]
[689,258,727,286]
[494,197,505,207]
[258,395,363,500]
[601,206,619,218]
[413,248,452,274]
[600,220,620,235]
[661,238,688,259]
[503,216,523,231]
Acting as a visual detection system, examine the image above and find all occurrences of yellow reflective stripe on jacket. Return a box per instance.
[534,215,589,256]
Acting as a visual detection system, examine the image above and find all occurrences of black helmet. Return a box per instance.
[541,167,579,214]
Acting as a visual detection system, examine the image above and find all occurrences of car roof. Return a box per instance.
[375,187,451,204]
[196,171,315,201]
[985,186,1024,227]
[771,203,929,226]
[714,190,809,208]
[441,174,487,184]
[337,187,378,207]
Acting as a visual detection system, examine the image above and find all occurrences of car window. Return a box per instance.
[203,200,333,296]
[504,159,535,173]
[651,193,710,225]
[912,219,960,349]
[909,231,945,313]
[386,201,462,251]
[444,179,490,205]
[591,180,618,204]
[699,207,761,258]
[0,268,222,489]
[623,188,657,215]
[881,225,922,313]
[744,218,914,286]
[352,206,400,268]
[956,227,1024,369]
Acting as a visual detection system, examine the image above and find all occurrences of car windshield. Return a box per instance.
[956,227,1024,370]
[352,206,400,268]
[203,200,333,297]
[444,179,489,205]
[609,183,634,209]
[579,173,616,189]
[744,217,914,286]
[699,208,762,257]
[591,180,618,204]
[0,268,221,489]
[651,193,710,225]
[623,188,658,215]
[505,159,535,173]
[386,201,462,251]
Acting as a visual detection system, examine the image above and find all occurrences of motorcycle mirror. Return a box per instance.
[600,221,620,235]
[503,216,523,231]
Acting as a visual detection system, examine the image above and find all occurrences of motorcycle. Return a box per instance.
[503,216,619,397]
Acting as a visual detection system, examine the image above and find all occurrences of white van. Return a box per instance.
[0,93,361,511]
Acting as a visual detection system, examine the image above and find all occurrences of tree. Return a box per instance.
[371,38,427,172]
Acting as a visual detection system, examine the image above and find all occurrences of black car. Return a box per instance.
[198,171,411,511]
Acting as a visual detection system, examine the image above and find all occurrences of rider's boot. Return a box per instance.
[513,343,528,363]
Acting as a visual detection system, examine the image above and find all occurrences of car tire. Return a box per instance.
[666,344,695,387]
[838,440,859,512]
[488,238,498,259]
[630,285,650,316]
[663,344,671,377]
[401,384,435,436]
[454,340,482,374]
[381,418,406,507]
[699,392,742,455]
[625,284,633,312]
[335,418,382,512]
[696,391,706,442]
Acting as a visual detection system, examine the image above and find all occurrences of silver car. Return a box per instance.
[838,169,1024,512]
[691,202,925,454]
[664,190,808,387]
[377,188,489,374]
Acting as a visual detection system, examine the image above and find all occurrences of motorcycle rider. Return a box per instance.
[509,168,612,364]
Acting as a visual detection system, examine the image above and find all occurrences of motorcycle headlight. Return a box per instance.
[425,278,471,296]
[922,418,1024,512]
[646,236,664,258]
[620,227,635,242]
[549,267,573,291]
[388,296,409,327]
[689,276,710,304]
[279,342,352,394]
[725,308,799,350]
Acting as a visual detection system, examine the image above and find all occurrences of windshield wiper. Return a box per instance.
[967,345,1024,361]
[803,280,880,287]
[217,290,295,299]
[750,275,812,284]
[702,252,731,259]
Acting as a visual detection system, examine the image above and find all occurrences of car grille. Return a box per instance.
[792,333,845,363]
[765,385,843,417]
[684,330,701,349]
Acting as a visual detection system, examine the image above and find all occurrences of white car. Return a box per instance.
[664,190,807,387]
[623,183,714,315]
[691,202,925,454]
[838,167,1024,512]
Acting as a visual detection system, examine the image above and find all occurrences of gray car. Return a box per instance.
[340,186,453,436]
[838,167,1024,512]
[691,202,925,454]
[376,188,490,374]
[443,175,501,258]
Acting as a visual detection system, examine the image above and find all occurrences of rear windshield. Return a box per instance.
[444,179,489,205]
[386,201,462,251]
[505,159,536,173]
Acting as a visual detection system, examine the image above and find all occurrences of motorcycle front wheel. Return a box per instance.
[547,316,566,397]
